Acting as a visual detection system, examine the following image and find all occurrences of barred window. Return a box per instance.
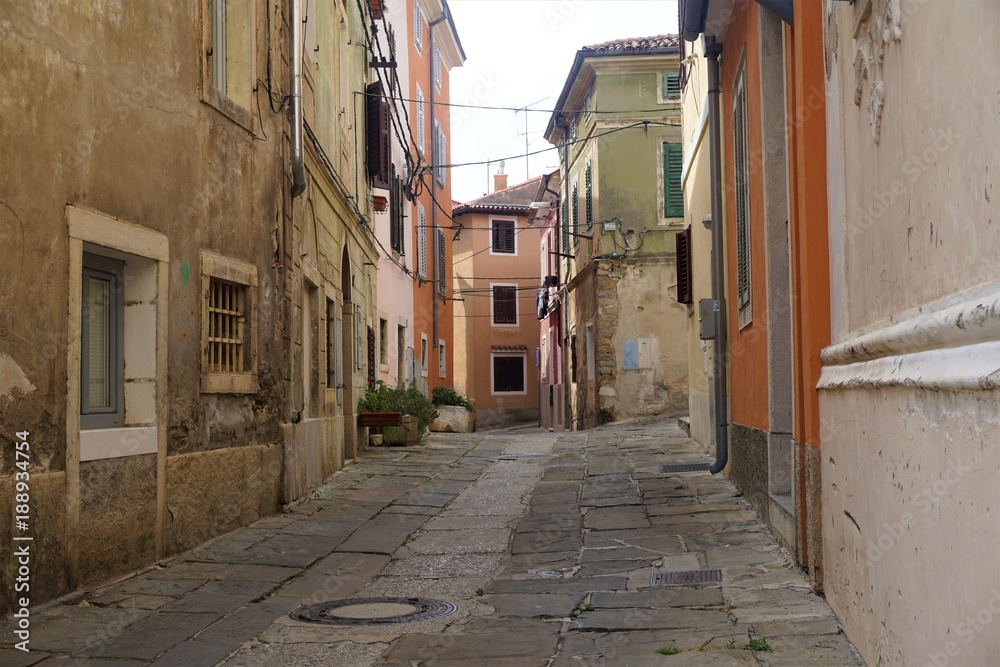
[206,278,249,374]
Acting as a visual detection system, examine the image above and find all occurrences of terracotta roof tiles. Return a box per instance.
[582,34,680,53]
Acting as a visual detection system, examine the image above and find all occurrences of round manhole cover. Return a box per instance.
[290,597,457,626]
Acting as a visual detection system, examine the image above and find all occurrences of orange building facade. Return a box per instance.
[680,0,830,583]
[452,176,543,428]
[407,0,464,394]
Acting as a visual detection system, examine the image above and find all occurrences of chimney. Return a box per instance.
[493,173,508,193]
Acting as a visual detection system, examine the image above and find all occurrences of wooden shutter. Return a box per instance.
[493,286,516,324]
[572,182,579,245]
[436,229,446,295]
[365,82,390,186]
[662,71,681,100]
[368,0,384,19]
[585,161,593,230]
[494,356,524,392]
[561,199,569,252]
[664,144,684,218]
[367,326,376,386]
[676,226,693,305]
[418,207,427,277]
[734,78,751,311]
[492,221,514,253]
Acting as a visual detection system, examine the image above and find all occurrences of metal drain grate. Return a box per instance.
[650,569,723,587]
[497,454,548,460]
[290,597,457,626]
[660,463,711,473]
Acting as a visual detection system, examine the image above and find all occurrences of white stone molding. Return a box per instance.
[819,283,1000,391]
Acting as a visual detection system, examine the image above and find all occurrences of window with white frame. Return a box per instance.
[205,0,253,115]
[438,339,446,378]
[492,285,518,325]
[379,317,389,366]
[492,354,526,394]
[433,120,446,186]
[201,251,258,394]
[491,219,516,254]
[734,65,752,326]
[436,228,446,295]
[433,45,442,91]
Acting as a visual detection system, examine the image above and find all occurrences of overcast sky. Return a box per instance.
[446,0,680,203]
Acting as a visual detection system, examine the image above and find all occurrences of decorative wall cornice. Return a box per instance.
[852,0,901,144]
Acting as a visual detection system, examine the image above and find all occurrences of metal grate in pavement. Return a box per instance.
[290,597,457,625]
[650,569,723,587]
[660,463,711,473]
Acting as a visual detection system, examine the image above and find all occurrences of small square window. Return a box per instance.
[201,252,258,393]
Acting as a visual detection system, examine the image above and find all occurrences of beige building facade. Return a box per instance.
[821,1,1000,663]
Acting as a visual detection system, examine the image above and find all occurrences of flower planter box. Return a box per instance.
[357,412,402,433]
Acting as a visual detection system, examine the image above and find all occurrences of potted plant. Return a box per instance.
[357,381,435,445]
[430,387,476,433]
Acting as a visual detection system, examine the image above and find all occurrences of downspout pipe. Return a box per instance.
[429,11,448,350]
[705,37,729,475]
[290,0,306,198]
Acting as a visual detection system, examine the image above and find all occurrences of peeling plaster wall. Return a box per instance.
[822,1,1000,663]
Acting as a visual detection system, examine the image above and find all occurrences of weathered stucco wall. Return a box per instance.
[822,1,1000,663]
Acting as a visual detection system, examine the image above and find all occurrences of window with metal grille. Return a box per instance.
[676,226,693,305]
[492,219,515,254]
[438,339,446,378]
[492,355,525,393]
[572,182,580,246]
[734,69,752,316]
[662,71,681,100]
[417,205,427,278]
[585,161,593,230]
[206,277,249,374]
[365,82,390,187]
[664,143,684,218]
[492,285,517,325]
[437,229,446,295]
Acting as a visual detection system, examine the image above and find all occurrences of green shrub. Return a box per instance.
[358,381,436,433]
[431,386,474,411]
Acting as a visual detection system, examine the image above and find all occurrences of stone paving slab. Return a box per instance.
[3,418,864,666]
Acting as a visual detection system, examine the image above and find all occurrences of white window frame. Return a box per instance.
[490,353,528,396]
[488,217,518,256]
[67,206,168,463]
[490,282,519,328]
[433,45,442,92]
[200,0,255,128]
[379,315,389,370]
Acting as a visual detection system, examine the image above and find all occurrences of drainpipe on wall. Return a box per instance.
[429,12,448,352]
[290,0,306,198]
[705,37,729,474]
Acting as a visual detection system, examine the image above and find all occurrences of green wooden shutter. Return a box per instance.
[662,72,680,100]
[561,198,569,253]
[572,182,579,246]
[664,144,684,218]
[585,161,593,230]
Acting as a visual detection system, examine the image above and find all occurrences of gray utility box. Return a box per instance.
[699,299,717,340]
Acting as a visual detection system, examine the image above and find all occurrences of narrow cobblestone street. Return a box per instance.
[2,418,863,666]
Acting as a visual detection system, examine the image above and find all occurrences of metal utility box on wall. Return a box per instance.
[699,299,717,340]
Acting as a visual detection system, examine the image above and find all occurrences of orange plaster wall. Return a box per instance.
[721,2,769,432]
[786,0,831,447]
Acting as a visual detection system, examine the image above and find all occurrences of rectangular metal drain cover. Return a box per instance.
[497,454,547,461]
[660,463,711,473]
[650,569,722,586]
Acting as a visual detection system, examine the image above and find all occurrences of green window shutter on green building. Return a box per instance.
[562,198,569,253]
[662,72,680,100]
[664,144,684,218]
